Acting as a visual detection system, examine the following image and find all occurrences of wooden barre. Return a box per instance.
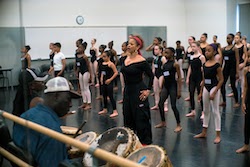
[0,110,145,167]
[0,146,33,167]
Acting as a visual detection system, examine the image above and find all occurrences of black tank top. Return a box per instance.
[238,45,244,64]
[101,64,113,82]
[176,48,183,60]
[90,49,96,63]
[21,57,28,69]
[97,58,104,77]
[214,43,220,54]
[110,50,116,63]
[186,46,193,64]
[154,56,163,78]
[203,63,220,92]
[222,46,236,67]
[162,60,176,88]
[76,56,88,74]
[200,47,206,56]
[190,55,202,80]
[119,56,127,66]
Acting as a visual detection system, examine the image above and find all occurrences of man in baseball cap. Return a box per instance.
[13,77,81,167]
[44,76,81,99]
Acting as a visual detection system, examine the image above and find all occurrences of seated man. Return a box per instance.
[13,77,81,167]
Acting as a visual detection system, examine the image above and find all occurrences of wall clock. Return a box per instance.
[76,15,84,25]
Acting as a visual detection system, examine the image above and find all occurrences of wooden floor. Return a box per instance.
[1,80,250,167]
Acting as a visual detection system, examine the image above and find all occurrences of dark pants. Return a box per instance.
[102,82,116,110]
[158,85,180,124]
[98,74,102,96]
[189,78,203,110]
[221,65,238,103]
[123,82,152,145]
[54,71,64,77]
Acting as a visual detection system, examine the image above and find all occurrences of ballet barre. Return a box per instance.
[0,110,145,167]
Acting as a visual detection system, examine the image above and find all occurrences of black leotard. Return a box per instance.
[97,58,104,78]
[101,64,113,82]
[90,49,96,63]
[223,45,236,67]
[21,57,28,69]
[238,45,244,64]
[190,55,202,81]
[186,46,193,64]
[176,48,183,60]
[162,60,176,88]
[221,45,238,103]
[119,55,127,68]
[201,47,206,57]
[76,56,88,74]
[153,56,163,79]
[203,63,220,92]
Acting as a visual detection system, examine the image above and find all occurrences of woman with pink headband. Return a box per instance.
[121,35,154,145]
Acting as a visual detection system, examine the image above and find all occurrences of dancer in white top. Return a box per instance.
[50,42,66,77]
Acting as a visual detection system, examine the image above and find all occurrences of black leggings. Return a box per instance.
[102,82,116,110]
[189,78,203,111]
[114,76,118,87]
[54,70,64,77]
[245,106,250,144]
[221,66,238,103]
[98,74,102,96]
[158,85,180,124]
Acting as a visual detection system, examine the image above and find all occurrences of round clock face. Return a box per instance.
[76,15,84,25]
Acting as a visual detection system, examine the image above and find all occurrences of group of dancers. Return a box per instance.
[147,33,250,149]
[73,33,250,149]
[43,32,250,149]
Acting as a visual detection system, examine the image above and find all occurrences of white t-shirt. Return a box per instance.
[53,52,65,71]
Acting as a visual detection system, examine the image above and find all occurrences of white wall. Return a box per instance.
[1,0,233,47]
[227,0,237,35]
[185,0,227,46]
[0,0,239,85]
[19,0,187,47]
[0,0,20,27]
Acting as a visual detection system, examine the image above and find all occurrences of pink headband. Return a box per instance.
[131,36,142,55]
